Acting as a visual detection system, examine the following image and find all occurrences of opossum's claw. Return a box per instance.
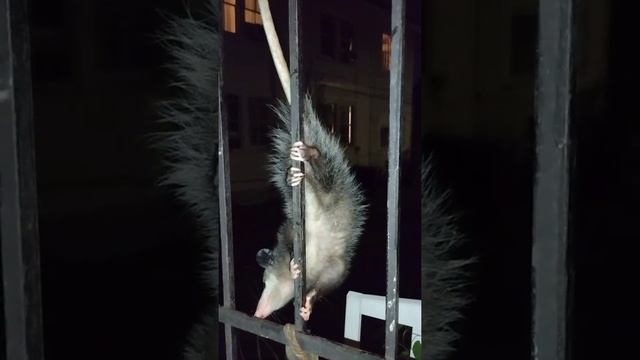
[299,289,317,322]
[300,306,310,321]
[290,141,320,162]
[287,167,305,187]
[290,258,301,279]
[290,142,307,162]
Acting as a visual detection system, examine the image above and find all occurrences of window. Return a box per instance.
[244,0,263,25]
[321,16,354,63]
[341,105,354,145]
[320,14,336,58]
[318,103,335,132]
[318,103,354,145]
[339,21,356,63]
[382,33,391,71]
[226,95,242,149]
[224,0,236,33]
[248,97,276,146]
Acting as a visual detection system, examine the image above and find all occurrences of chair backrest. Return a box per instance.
[344,291,422,358]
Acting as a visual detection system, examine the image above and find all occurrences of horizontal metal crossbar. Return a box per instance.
[219,307,383,360]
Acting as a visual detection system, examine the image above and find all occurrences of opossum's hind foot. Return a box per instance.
[290,141,320,162]
[290,258,301,279]
[299,289,317,322]
[287,167,305,187]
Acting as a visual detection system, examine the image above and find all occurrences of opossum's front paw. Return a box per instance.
[286,167,305,187]
[290,258,301,279]
[290,141,319,162]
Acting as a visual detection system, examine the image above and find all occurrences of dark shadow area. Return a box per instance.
[570,1,638,359]
[421,136,534,360]
[30,1,212,359]
[422,0,537,358]
[422,0,637,359]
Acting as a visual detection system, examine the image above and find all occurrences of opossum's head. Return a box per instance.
[254,248,294,319]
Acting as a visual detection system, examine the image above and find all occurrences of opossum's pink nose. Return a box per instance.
[254,300,273,319]
[254,308,272,319]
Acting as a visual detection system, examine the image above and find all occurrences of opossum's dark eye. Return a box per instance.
[256,248,273,268]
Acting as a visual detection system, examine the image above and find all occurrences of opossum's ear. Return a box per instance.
[256,248,274,268]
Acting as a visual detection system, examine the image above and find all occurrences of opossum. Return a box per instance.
[249,0,368,322]
[253,97,367,321]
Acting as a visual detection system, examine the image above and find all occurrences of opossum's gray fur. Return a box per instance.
[422,156,475,360]
[263,97,367,296]
[153,6,219,360]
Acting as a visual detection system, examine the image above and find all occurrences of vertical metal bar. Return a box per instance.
[532,0,575,359]
[288,0,307,332]
[0,0,45,359]
[385,0,406,358]
[218,1,237,358]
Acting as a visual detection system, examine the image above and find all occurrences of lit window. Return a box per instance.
[245,0,263,25]
[340,21,355,63]
[224,0,236,33]
[382,33,391,71]
[318,103,354,145]
[348,105,353,144]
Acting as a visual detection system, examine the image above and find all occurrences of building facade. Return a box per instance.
[222,0,421,193]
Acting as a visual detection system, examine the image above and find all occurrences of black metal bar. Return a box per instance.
[532,0,575,358]
[218,0,237,358]
[0,0,45,359]
[288,0,307,331]
[385,0,406,358]
[219,307,383,360]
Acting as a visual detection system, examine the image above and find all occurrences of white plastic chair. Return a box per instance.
[344,291,422,358]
